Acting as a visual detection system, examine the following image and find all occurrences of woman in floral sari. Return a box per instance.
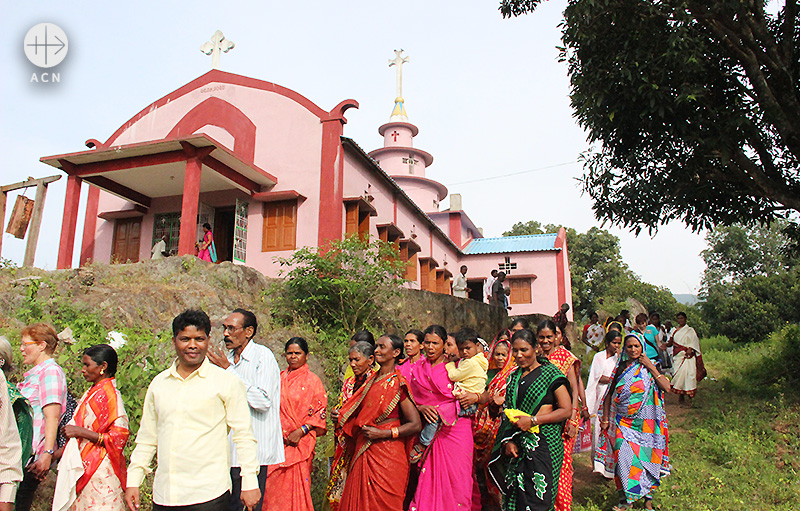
[487,328,572,511]
[470,330,515,510]
[539,321,587,511]
[338,334,421,510]
[408,325,475,511]
[53,344,129,511]
[598,334,671,510]
[266,337,327,511]
[327,341,375,510]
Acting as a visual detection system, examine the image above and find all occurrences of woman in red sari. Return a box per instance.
[327,342,375,510]
[265,337,327,511]
[338,334,421,511]
[53,344,129,511]
[539,320,587,511]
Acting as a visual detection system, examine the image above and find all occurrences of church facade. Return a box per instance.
[42,67,572,318]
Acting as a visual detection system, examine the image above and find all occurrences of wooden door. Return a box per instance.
[112,217,142,263]
[214,207,235,263]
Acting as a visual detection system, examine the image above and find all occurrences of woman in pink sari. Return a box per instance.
[408,325,474,511]
[197,223,214,262]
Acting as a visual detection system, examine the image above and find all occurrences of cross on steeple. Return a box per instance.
[201,30,235,70]
[388,49,409,99]
[391,131,400,142]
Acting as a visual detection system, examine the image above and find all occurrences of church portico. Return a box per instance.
[42,134,277,267]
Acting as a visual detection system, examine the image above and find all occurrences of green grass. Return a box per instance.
[573,329,800,511]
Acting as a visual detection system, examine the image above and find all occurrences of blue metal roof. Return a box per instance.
[462,233,560,255]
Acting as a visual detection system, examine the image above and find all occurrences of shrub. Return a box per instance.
[274,235,405,333]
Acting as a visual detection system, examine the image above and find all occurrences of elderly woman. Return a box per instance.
[266,337,327,511]
[668,312,705,406]
[338,334,421,510]
[53,344,129,511]
[599,334,671,511]
[0,337,24,511]
[327,341,375,510]
[408,325,474,511]
[586,330,621,476]
[16,323,68,511]
[487,328,572,511]
[471,329,515,510]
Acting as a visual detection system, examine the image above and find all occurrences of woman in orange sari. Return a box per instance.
[466,330,515,510]
[337,334,421,511]
[265,337,327,511]
[539,321,587,511]
[53,344,129,511]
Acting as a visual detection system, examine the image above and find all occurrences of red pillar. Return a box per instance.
[57,175,82,269]
[318,119,345,247]
[79,186,100,266]
[178,158,202,255]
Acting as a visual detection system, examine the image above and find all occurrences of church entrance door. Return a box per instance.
[111,217,142,263]
[213,206,235,263]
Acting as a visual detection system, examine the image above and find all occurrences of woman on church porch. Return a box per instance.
[197,223,215,262]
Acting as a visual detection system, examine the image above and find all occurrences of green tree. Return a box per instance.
[501,1,800,239]
[502,220,545,236]
[274,235,405,332]
[700,220,799,341]
[701,220,798,291]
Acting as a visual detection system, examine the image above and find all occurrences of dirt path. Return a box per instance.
[572,391,694,507]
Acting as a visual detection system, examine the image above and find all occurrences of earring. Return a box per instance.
[100,369,104,375]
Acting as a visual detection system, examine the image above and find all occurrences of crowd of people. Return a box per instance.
[0,307,704,511]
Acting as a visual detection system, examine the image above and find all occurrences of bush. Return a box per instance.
[273,235,405,333]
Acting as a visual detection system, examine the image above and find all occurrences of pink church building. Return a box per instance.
[41,66,572,318]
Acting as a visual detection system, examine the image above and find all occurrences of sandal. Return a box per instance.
[611,506,630,511]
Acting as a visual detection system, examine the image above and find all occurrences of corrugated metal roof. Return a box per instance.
[462,233,560,254]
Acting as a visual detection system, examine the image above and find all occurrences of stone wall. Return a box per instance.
[380,288,509,341]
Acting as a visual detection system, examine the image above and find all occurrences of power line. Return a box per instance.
[445,161,580,186]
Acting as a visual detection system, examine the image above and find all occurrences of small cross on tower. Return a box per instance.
[391,131,400,142]
[201,30,235,70]
[402,156,419,174]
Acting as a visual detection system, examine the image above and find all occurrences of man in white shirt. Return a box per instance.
[484,269,498,303]
[453,265,469,298]
[207,309,283,511]
[126,309,260,511]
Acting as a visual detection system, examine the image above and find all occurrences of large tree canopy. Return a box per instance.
[501,1,800,235]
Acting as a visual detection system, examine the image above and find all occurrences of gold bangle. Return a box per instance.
[96,433,103,446]
[391,427,399,439]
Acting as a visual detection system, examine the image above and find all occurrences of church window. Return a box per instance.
[262,200,297,252]
[509,278,532,304]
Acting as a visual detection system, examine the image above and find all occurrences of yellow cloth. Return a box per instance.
[445,352,489,394]
[503,409,540,433]
[127,358,258,506]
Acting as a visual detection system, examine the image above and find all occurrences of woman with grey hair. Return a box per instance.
[327,341,375,509]
[0,337,25,511]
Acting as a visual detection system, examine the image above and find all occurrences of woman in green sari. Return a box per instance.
[488,326,572,511]
[1,336,33,468]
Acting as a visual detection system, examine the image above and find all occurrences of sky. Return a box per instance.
[1,0,711,294]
